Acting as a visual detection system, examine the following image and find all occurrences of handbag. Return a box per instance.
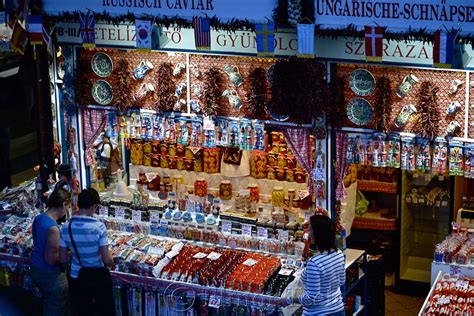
[281,271,303,316]
[68,220,112,289]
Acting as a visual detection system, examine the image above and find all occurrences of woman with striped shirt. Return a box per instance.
[282,215,346,315]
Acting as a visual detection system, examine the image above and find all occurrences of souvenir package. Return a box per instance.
[164,117,176,144]
[365,139,373,166]
[177,120,189,146]
[387,134,401,168]
[371,133,386,167]
[346,136,355,164]
[144,115,153,141]
[432,137,448,175]
[240,119,252,151]
[401,136,415,170]
[229,121,240,148]
[190,121,203,147]
[152,114,163,141]
[253,122,265,151]
[204,129,216,148]
[133,113,141,139]
[356,137,366,165]
[464,144,474,178]
[216,119,229,147]
[449,140,463,176]
[140,114,148,140]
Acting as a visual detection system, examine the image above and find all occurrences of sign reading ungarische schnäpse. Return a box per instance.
[315,0,474,32]
[42,0,277,21]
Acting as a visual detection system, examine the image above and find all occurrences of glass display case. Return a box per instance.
[399,172,451,283]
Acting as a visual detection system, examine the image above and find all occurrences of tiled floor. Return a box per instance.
[385,287,426,316]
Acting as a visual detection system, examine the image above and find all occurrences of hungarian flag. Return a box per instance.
[135,19,152,50]
[6,0,28,27]
[80,12,95,48]
[364,26,384,62]
[297,23,315,58]
[193,17,211,51]
[10,21,28,54]
[256,23,275,57]
[28,15,44,45]
[433,30,456,68]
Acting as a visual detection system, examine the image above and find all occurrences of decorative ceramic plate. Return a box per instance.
[91,52,113,77]
[91,80,113,105]
[347,98,373,126]
[349,69,376,96]
[268,102,290,122]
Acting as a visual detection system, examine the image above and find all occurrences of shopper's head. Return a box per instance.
[47,188,71,216]
[308,215,337,253]
[78,188,100,215]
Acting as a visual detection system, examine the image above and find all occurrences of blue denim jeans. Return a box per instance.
[31,265,69,316]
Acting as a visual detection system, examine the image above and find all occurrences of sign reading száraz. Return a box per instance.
[42,0,276,21]
[315,0,474,32]
[56,22,434,65]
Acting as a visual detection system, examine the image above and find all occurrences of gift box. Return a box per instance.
[250,150,268,179]
[203,148,221,173]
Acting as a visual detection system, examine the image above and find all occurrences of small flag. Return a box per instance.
[43,24,52,52]
[256,23,275,57]
[79,11,95,48]
[193,17,211,51]
[364,26,384,62]
[433,30,456,68]
[10,21,28,54]
[28,15,43,45]
[135,19,152,50]
[297,23,315,58]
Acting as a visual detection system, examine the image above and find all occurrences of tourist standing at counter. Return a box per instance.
[31,188,71,316]
[282,215,346,316]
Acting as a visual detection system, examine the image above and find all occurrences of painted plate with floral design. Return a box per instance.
[91,80,113,105]
[91,52,113,78]
[347,98,373,126]
[349,68,376,96]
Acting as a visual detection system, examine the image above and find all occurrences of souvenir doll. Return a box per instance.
[152,114,163,141]
[346,136,354,164]
[253,123,265,151]
[177,120,189,146]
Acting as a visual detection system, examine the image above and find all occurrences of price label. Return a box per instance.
[99,205,109,217]
[165,250,179,259]
[278,229,289,242]
[148,247,165,256]
[132,210,142,222]
[115,208,125,220]
[221,221,232,235]
[150,211,160,224]
[241,224,252,237]
[435,200,441,207]
[418,198,425,204]
[441,201,448,207]
[193,252,208,259]
[439,175,444,181]
[257,227,268,239]
[208,295,221,309]
[207,252,222,261]
[160,219,169,227]
[243,258,258,267]
[278,268,293,276]
[405,196,412,203]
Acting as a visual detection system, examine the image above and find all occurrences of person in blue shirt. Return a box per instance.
[31,188,71,316]
[281,215,346,315]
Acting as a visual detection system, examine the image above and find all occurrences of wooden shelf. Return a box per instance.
[357,180,397,194]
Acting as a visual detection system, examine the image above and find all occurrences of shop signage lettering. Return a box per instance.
[56,22,437,65]
[315,0,474,32]
[43,0,275,21]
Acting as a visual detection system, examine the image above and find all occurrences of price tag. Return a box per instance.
[405,196,412,203]
[221,221,232,235]
[278,229,289,242]
[165,250,179,259]
[418,198,425,204]
[257,227,268,239]
[132,210,142,222]
[99,205,109,217]
[442,201,448,207]
[208,295,221,309]
[241,224,252,237]
[193,252,208,259]
[243,258,258,266]
[278,268,293,276]
[207,252,222,261]
[435,200,441,207]
[160,219,169,227]
[148,247,165,257]
[115,208,125,220]
[150,211,160,224]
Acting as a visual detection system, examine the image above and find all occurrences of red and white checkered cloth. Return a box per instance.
[82,108,107,166]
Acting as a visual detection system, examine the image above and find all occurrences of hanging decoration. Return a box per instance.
[272,0,289,26]
[9,21,28,54]
[27,14,43,45]
[373,77,392,134]
[256,23,275,57]
[415,81,440,140]
[203,67,224,116]
[270,57,326,124]
[156,63,175,112]
[433,30,456,68]
[287,0,301,26]
[135,19,152,51]
[327,76,345,129]
[364,26,384,62]
[297,23,315,58]
[79,11,95,48]
[193,16,211,51]
[114,59,133,111]
[245,67,268,119]
[335,132,349,201]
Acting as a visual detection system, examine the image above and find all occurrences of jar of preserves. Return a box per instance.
[267,167,276,180]
[248,184,259,203]
[276,168,286,181]
[194,178,208,197]
[272,186,285,207]
[286,169,295,182]
[219,180,233,200]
